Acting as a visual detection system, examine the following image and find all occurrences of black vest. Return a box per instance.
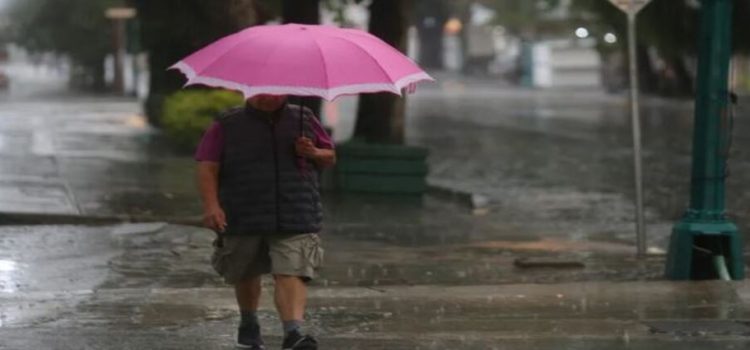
[217,104,323,235]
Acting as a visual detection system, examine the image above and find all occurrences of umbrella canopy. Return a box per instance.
[170,24,433,100]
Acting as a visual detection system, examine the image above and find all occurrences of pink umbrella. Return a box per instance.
[170,24,433,100]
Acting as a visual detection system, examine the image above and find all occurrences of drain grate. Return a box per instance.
[645,320,750,336]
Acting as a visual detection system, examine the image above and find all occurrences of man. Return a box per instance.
[195,94,335,350]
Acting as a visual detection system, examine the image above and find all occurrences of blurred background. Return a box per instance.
[2,1,749,105]
[1,0,750,268]
[1,0,750,271]
[3,1,750,349]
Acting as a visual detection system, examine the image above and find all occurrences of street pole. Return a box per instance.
[105,7,137,96]
[609,0,651,257]
[627,10,646,257]
[112,19,126,95]
[665,0,744,280]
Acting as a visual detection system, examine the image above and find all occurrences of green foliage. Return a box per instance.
[131,0,269,124]
[161,89,243,151]
[321,0,353,26]
[489,0,561,35]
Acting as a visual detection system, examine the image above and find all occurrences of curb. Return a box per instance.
[426,183,490,209]
[0,212,202,227]
[0,186,487,225]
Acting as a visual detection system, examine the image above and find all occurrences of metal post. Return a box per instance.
[105,7,137,95]
[665,0,744,280]
[627,10,646,257]
[112,18,126,95]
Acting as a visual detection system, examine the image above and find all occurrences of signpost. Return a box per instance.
[105,7,137,95]
[608,0,652,257]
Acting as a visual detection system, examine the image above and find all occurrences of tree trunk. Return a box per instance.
[353,0,413,144]
[667,56,695,97]
[636,44,658,95]
[282,0,322,118]
[133,0,260,125]
[414,0,447,69]
[91,58,107,92]
[282,0,320,24]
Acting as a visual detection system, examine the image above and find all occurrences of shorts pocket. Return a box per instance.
[210,236,232,275]
[303,234,324,269]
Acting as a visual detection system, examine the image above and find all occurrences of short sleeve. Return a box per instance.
[194,122,224,162]
[309,117,334,150]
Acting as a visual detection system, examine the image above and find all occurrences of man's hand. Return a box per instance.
[203,204,227,233]
[296,137,318,159]
[296,137,336,168]
[197,161,225,232]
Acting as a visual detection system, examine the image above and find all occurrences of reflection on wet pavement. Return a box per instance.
[2,64,750,348]
[0,223,748,349]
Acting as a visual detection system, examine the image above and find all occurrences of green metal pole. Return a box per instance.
[665,0,744,280]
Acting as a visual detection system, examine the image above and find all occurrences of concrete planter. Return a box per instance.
[334,142,429,195]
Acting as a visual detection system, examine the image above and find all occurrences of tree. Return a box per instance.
[488,0,562,38]
[353,0,413,143]
[573,0,750,96]
[131,0,269,124]
[9,0,120,90]
[413,0,450,69]
[282,0,319,24]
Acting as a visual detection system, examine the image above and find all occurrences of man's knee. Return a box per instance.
[273,274,300,281]
[273,274,309,284]
[236,276,262,286]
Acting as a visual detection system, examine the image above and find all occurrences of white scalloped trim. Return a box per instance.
[169,61,433,101]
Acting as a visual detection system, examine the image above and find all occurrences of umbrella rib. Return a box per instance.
[191,30,282,93]
[308,33,331,100]
[326,36,398,89]
[339,28,414,62]
[189,39,252,84]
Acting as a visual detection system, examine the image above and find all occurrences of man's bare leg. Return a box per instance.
[235,275,263,312]
[235,276,265,347]
[273,274,307,333]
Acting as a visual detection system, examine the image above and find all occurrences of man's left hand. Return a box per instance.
[296,137,318,159]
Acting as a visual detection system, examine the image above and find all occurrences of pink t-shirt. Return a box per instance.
[195,117,334,162]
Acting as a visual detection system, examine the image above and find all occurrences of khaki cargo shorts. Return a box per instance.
[211,233,324,285]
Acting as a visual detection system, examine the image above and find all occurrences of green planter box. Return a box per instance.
[334,142,429,195]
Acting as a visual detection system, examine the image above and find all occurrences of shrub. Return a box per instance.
[161,89,244,152]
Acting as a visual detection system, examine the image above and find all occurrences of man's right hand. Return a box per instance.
[203,205,227,233]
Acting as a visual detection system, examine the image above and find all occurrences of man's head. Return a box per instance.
[247,94,288,112]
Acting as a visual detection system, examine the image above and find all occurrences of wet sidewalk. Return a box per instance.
[0,82,669,282]
[0,223,748,349]
[2,61,750,348]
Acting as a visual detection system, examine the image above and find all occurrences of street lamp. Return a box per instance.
[105,7,137,95]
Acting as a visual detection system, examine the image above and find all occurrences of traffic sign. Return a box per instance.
[105,7,137,20]
[609,0,653,257]
[608,0,652,14]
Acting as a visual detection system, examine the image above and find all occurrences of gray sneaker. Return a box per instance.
[281,330,318,350]
[237,326,265,349]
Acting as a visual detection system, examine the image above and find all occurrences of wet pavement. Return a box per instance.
[406,73,750,254]
[0,223,749,349]
[2,59,750,348]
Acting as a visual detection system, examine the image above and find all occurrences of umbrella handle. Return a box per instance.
[299,98,305,137]
[298,99,306,172]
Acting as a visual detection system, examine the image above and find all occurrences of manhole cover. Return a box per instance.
[645,320,750,336]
